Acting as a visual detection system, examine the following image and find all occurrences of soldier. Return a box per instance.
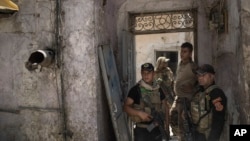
[170,42,198,141]
[155,56,175,104]
[123,63,169,141]
[190,64,227,141]
[154,56,175,136]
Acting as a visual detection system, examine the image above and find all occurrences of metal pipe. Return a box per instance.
[25,49,55,71]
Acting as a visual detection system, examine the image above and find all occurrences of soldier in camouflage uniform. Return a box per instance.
[154,56,175,136]
[155,56,175,106]
[191,64,227,141]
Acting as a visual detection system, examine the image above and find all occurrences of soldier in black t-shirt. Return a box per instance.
[123,63,168,141]
[190,64,227,141]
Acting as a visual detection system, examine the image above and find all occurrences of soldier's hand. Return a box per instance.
[138,111,153,122]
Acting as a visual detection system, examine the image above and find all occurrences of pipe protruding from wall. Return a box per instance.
[25,49,55,71]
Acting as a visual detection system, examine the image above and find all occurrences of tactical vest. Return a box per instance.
[155,69,174,103]
[190,85,219,137]
[130,85,163,123]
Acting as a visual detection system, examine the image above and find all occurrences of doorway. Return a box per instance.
[134,32,194,81]
[130,10,197,82]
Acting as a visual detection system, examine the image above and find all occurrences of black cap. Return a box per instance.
[141,63,154,72]
[196,64,215,75]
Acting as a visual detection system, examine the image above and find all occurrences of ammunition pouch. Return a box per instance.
[130,104,151,123]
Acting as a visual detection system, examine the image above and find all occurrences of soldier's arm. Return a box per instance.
[207,89,227,141]
[123,97,152,122]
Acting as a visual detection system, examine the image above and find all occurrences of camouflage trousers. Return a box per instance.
[170,97,185,141]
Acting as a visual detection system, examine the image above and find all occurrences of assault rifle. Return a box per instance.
[182,86,208,141]
[183,98,209,141]
[143,96,169,141]
[183,98,194,141]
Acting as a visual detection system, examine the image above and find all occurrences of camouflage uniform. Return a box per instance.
[191,84,227,141]
[155,67,175,105]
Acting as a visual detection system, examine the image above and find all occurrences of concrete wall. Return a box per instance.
[0,0,122,140]
[62,0,99,140]
[0,0,62,140]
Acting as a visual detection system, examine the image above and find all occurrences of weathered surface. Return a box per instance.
[0,0,121,140]
[1,0,250,141]
[241,0,250,124]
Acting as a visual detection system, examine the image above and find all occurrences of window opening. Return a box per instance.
[155,51,178,76]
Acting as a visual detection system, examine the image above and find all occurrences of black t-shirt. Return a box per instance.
[127,84,165,104]
[207,88,227,141]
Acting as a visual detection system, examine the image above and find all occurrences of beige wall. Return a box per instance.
[135,32,193,81]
